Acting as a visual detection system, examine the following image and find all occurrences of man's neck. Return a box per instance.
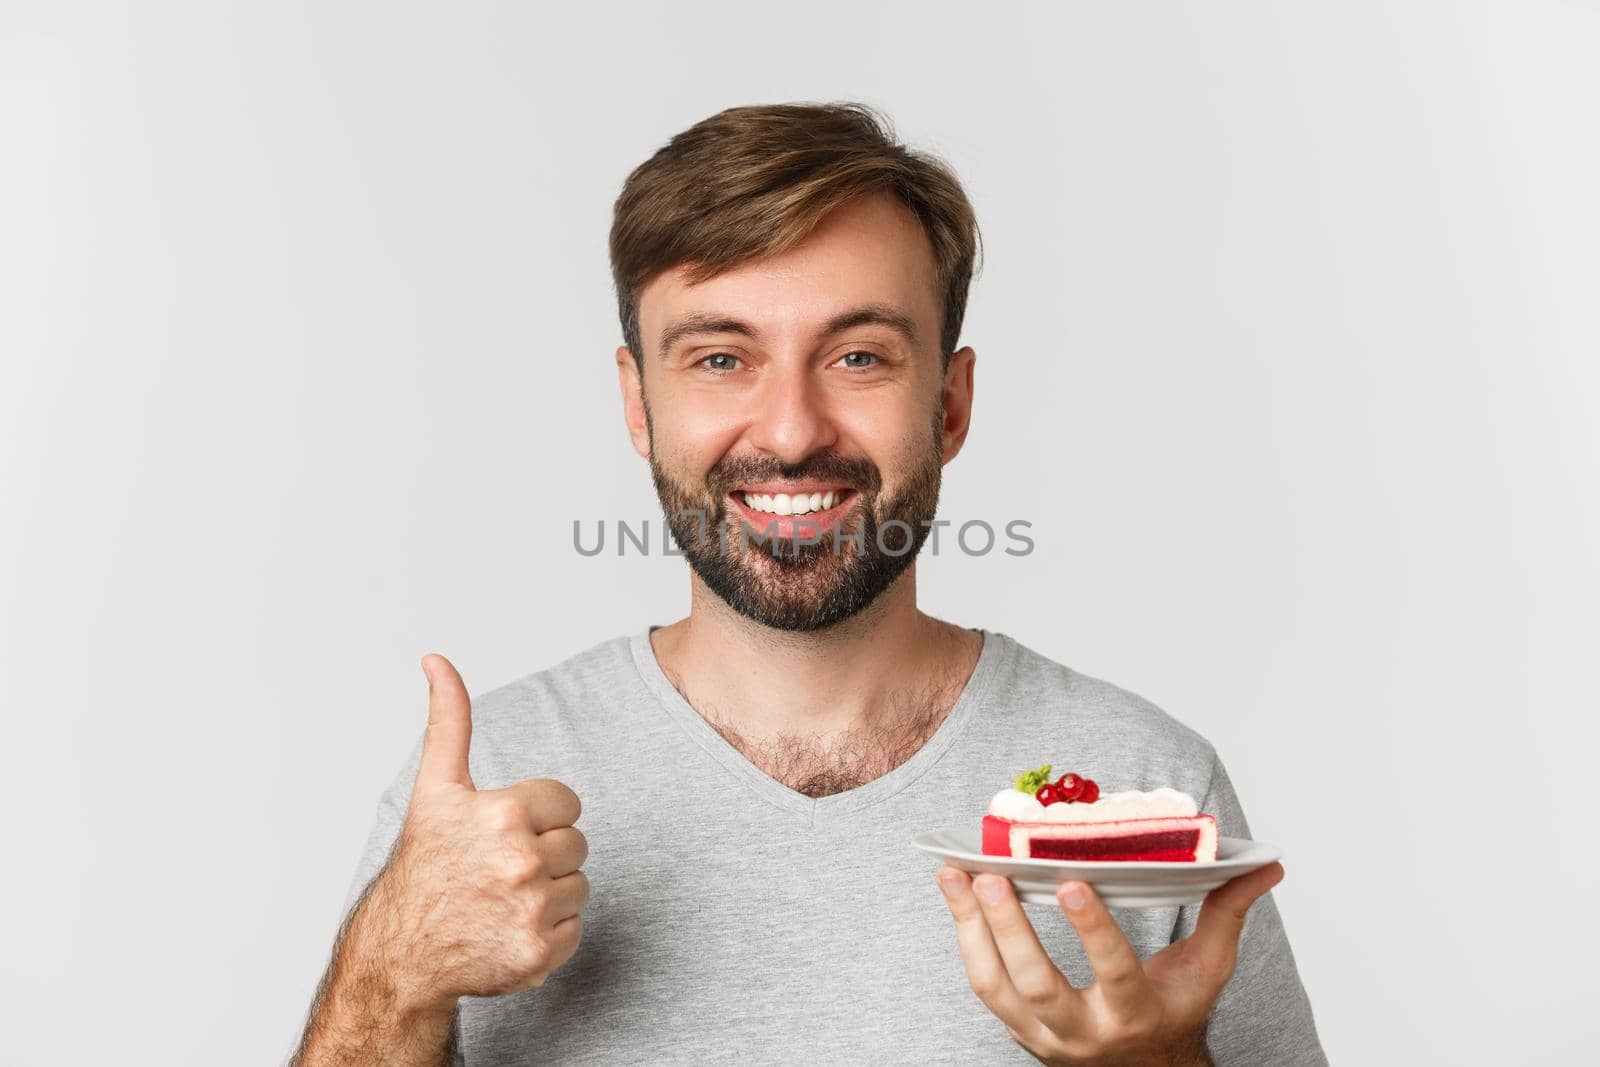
[647,568,985,796]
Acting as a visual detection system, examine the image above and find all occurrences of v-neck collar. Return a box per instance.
[627,625,1015,827]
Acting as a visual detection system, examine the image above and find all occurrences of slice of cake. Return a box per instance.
[981,765,1218,862]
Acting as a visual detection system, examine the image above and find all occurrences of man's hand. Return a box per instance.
[936,862,1285,1066]
[293,654,590,1066]
[369,653,591,1012]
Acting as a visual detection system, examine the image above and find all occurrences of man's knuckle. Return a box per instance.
[558,783,582,821]
[518,930,550,973]
[505,849,544,883]
[524,890,550,929]
[967,969,1001,1001]
[1099,958,1140,987]
[483,796,526,832]
[1076,910,1110,936]
[543,825,588,866]
[530,779,580,817]
[1014,973,1058,1006]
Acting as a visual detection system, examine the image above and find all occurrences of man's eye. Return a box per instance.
[836,351,878,369]
[699,353,742,372]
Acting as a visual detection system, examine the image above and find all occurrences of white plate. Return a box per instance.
[912,828,1282,909]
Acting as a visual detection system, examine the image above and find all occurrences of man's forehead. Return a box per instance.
[636,194,941,352]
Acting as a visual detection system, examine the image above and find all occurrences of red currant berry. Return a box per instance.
[1079,779,1100,804]
[1056,772,1084,802]
[1034,784,1060,806]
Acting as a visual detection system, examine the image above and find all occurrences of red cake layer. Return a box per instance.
[1030,830,1199,862]
[982,813,1218,862]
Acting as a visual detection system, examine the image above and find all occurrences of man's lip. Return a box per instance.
[727,489,858,530]
[732,482,854,495]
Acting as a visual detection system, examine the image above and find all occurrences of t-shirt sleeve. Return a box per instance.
[1173,748,1328,1066]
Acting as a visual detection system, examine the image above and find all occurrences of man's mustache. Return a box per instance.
[705,453,882,498]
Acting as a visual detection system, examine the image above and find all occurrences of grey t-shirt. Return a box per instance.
[339,628,1325,1065]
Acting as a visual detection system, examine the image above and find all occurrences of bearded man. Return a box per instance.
[291,102,1325,1066]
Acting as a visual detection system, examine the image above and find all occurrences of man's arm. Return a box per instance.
[291,870,460,1067]
[289,654,590,1067]
[1179,749,1326,1066]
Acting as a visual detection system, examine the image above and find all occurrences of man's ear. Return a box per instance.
[940,345,976,465]
[616,345,652,459]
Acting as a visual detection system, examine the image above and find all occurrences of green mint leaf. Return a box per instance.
[1014,763,1053,794]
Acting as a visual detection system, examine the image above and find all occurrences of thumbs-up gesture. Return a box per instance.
[361,653,590,1016]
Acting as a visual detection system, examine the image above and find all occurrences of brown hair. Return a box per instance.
[609,102,981,370]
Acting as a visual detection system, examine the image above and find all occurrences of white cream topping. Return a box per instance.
[988,786,1199,823]
[742,490,839,515]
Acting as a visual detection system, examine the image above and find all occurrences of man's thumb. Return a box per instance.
[415,653,475,792]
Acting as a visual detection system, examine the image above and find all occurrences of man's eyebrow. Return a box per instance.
[657,315,764,359]
[656,303,920,360]
[822,303,920,347]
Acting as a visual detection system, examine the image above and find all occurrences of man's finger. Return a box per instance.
[936,867,1034,1032]
[536,826,589,879]
[1190,861,1285,982]
[1056,880,1153,1018]
[505,778,583,833]
[971,873,1087,1035]
[540,870,592,926]
[415,653,475,793]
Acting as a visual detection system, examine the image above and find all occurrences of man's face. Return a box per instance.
[616,193,976,631]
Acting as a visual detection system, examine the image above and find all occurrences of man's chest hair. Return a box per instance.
[661,667,969,798]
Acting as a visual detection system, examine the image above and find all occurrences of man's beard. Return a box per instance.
[649,418,944,632]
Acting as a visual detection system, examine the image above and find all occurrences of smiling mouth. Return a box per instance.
[735,488,853,516]
[726,487,860,533]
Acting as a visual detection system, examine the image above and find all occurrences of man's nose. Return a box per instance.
[745,364,838,465]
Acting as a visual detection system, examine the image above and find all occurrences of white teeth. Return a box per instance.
[740,490,845,515]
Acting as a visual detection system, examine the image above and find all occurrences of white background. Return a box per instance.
[4,2,1596,1063]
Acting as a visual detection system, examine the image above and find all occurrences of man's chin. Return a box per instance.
[688,545,876,632]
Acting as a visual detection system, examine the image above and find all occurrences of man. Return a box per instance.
[292,102,1325,1065]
